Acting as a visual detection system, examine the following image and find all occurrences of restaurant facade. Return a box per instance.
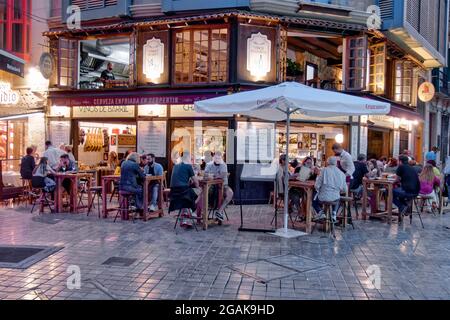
[43,0,447,202]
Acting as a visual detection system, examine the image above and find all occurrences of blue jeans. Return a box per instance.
[312,192,339,214]
[393,187,417,212]
[121,185,143,210]
[150,183,160,206]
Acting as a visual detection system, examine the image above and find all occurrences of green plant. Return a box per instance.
[286,58,303,77]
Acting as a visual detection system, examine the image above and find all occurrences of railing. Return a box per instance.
[432,68,450,97]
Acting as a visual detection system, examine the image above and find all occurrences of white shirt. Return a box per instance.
[339,150,355,176]
[43,146,64,171]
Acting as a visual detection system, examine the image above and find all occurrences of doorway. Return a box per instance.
[367,128,392,159]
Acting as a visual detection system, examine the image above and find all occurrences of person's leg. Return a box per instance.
[62,178,71,194]
[218,186,233,213]
[134,186,144,210]
[312,197,322,215]
[150,183,159,207]
[393,188,407,212]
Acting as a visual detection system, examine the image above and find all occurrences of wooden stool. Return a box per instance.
[115,191,135,222]
[312,201,337,238]
[338,196,355,229]
[174,208,199,232]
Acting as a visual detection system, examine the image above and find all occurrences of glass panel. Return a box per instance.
[12,24,23,53]
[0,23,5,49]
[0,0,6,20]
[14,0,23,19]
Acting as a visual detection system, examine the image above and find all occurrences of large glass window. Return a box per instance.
[0,119,28,172]
[394,60,413,104]
[0,0,30,59]
[174,27,228,84]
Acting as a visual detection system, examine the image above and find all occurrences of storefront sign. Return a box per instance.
[368,115,394,129]
[143,38,164,81]
[72,106,135,118]
[0,82,19,105]
[291,112,349,123]
[50,93,223,107]
[49,121,71,147]
[39,53,54,80]
[137,121,167,157]
[170,105,228,118]
[0,49,24,77]
[138,104,167,117]
[418,82,435,102]
[247,33,271,79]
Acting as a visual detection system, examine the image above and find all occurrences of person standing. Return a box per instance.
[20,147,36,181]
[43,141,65,171]
[64,145,76,163]
[393,155,421,215]
[144,153,164,212]
[332,143,355,183]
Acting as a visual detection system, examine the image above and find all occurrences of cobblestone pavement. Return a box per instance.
[0,203,449,300]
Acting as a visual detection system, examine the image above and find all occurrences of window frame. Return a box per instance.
[172,25,230,85]
[369,42,386,95]
[394,60,414,105]
[344,35,369,91]
[1,0,30,60]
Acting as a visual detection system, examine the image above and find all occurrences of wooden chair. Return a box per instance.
[162,171,171,208]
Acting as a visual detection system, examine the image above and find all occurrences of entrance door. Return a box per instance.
[367,128,391,159]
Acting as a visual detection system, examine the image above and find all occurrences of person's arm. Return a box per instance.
[136,163,146,180]
[314,171,323,191]
[31,157,36,170]
[47,165,56,175]
[155,164,163,176]
[188,166,199,188]
[434,176,441,187]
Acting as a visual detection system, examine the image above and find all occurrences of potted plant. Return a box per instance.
[286,58,304,80]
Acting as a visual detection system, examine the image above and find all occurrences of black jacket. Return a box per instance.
[20,155,36,180]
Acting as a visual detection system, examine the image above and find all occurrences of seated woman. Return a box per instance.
[119,152,145,213]
[312,157,348,223]
[169,152,200,227]
[32,157,56,192]
[367,159,380,179]
[419,164,441,210]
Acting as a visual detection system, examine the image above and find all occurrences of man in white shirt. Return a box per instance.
[43,141,65,171]
[332,143,355,183]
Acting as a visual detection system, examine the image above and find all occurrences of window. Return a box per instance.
[305,62,318,87]
[58,38,78,88]
[174,27,228,84]
[369,43,386,94]
[394,60,413,104]
[0,0,31,59]
[345,36,368,90]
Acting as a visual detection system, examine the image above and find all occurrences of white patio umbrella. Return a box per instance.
[195,82,390,238]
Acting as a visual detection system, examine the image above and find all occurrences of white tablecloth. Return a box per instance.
[1,171,22,187]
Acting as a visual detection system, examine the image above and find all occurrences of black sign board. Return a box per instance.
[0,50,25,77]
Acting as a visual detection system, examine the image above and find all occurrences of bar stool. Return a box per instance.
[312,201,337,238]
[400,196,424,228]
[87,186,102,218]
[416,194,438,215]
[174,208,199,232]
[338,196,355,229]
[114,191,136,223]
[30,188,54,214]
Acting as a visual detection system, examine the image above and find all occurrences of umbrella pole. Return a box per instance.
[284,109,290,233]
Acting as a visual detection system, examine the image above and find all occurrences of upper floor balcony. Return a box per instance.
[432,68,450,97]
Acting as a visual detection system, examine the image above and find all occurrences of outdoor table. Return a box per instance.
[102,175,120,218]
[362,177,396,223]
[288,180,315,233]
[142,175,164,221]
[55,172,92,213]
[198,178,224,230]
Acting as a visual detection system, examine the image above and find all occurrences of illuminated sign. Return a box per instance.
[247,33,271,79]
[418,82,435,102]
[143,37,164,81]
[0,82,19,105]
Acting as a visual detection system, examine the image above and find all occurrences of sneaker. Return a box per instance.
[215,211,224,221]
[331,212,337,223]
[149,204,157,212]
[314,211,325,221]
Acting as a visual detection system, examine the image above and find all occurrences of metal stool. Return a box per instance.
[416,194,438,216]
[87,186,103,218]
[114,191,136,223]
[30,188,54,214]
[174,208,199,232]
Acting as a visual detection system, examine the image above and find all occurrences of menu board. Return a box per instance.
[237,122,275,162]
[137,121,167,157]
[50,121,71,147]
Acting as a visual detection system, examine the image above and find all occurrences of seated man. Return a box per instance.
[312,157,348,223]
[57,153,77,194]
[169,152,200,227]
[350,154,369,197]
[290,157,318,215]
[144,153,164,211]
[204,151,233,223]
[393,155,420,215]
[119,152,146,213]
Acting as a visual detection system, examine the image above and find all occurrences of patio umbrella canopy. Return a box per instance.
[195,82,391,237]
